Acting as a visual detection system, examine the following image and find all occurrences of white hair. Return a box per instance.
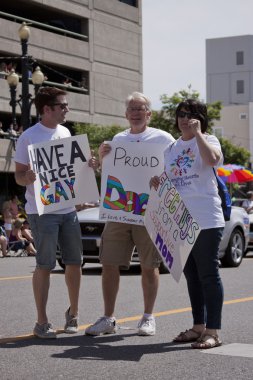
[125,91,152,110]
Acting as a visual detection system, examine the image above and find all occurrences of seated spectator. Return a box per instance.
[2,200,13,238]
[9,195,21,219]
[7,123,18,137]
[21,220,34,243]
[242,191,253,214]
[63,78,72,86]
[9,218,36,256]
[0,226,8,257]
[0,121,8,137]
[0,62,9,79]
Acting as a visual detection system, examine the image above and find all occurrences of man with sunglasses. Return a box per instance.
[14,87,97,339]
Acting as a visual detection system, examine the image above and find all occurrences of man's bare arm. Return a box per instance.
[15,162,36,186]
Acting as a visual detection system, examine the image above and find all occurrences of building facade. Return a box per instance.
[206,35,253,106]
[0,0,142,201]
[0,0,142,129]
[206,35,253,163]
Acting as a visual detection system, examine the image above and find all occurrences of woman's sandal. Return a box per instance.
[191,334,222,349]
[173,329,202,343]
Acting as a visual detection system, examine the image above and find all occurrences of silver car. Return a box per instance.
[57,206,249,271]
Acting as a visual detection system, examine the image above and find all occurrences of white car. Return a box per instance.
[57,206,250,271]
[232,198,253,250]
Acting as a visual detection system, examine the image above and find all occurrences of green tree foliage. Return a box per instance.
[72,86,251,169]
[72,123,125,154]
[150,85,250,167]
[219,138,250,166]
[150,85,222,138]
[72,123,126,189]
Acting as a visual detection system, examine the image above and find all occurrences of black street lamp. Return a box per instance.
[6,22,44,131]
[6,69,19,129]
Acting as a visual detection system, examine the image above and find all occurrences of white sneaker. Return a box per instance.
[138,316,156,336]
[85,316,117,336]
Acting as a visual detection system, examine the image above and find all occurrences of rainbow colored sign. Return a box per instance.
[28,134,99,215]
[144,171,201,282]
[99,141,167,225]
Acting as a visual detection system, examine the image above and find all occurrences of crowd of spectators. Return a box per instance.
[0,121,23,145]
[0,195,36,257]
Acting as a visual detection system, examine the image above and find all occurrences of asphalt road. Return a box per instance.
[0,252,253,380]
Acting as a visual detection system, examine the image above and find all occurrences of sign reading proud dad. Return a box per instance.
[28,134,99,215]
[99,141,167,225]
[144,171,201,282]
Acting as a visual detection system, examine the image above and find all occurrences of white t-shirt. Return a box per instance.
[164,134,225,229]
[113,127,175,144]
[14,122,75,215]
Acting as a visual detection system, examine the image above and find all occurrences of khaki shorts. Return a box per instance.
[99,222,161,269]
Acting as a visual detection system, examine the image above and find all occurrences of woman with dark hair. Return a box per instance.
[150,99,225,349]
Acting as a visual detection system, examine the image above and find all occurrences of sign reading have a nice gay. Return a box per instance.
[99,141,167,225]
[28,134,99,215]
[144,171,201,282]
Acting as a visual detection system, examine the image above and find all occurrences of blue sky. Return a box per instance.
[142,0,253,110]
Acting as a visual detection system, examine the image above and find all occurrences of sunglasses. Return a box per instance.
[50,103,69,110]
[127,106,148,113]
[178,110,197,119]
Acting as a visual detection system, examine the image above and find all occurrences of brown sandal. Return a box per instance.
[191,334,222,349]
[173,329,202,343]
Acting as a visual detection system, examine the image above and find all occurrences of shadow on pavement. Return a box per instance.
[0,332,192,362]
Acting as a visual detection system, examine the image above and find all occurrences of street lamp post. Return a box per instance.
[6,22,44,131]
[6,69,19,129]
[18,22,31,130]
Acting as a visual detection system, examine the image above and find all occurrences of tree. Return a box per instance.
[150,85,250,166]
[72,123,125,154]
[72,86,251,168]
[150,85,222,138]
[219,138,250,166]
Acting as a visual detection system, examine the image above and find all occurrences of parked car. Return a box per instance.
[232,198,253,250]
[57,205,250,272]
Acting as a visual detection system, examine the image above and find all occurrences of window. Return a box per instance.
[236,51,244,65]
[239,113,248,120]
[236,80,244,94]
[0,0,88,41]
[119,0,138,6]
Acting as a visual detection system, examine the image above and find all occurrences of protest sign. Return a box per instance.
[28,134,99,215]
[144,171,201,282]
[99,141,167,225]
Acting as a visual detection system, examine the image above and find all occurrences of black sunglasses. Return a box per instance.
[178,110,197,119]
[49,102,69,110]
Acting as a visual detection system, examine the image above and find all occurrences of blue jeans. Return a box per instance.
[183,228,224,329]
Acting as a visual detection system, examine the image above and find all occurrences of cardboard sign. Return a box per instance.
[28,134,99,215]
[99,141,167,225]
[144,171,201,282]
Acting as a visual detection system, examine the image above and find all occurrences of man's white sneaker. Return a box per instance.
[138,316,156,336]
[85,316,117,336]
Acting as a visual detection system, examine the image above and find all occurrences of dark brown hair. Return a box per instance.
[34,87,67,115]
[175,98,208,133]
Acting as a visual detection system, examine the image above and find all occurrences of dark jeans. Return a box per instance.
[183,228,224,329]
